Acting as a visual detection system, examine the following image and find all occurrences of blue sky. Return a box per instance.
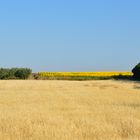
[0,0,140,72]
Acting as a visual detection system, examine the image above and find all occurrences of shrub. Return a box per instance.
[8,68,18,79]
[0,68,32,79]
[132,63,140,79]
[32,73,39,80]
[0,68,10,79]
[15,68,32,79]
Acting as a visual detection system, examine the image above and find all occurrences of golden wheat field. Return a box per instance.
[0,80,140,140]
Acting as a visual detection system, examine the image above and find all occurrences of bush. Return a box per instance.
[0,68,10,79]
[8,68,18,79]
[0,68,32,79]
[132,63,140,79]
[15,68,32,79]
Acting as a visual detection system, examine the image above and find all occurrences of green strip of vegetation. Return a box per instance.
[33,74,133,81]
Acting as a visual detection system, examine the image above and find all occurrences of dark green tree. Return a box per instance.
[0,68,10,79]
[132,63,140,79]
[0,68,32,79]
[15,68,32,79]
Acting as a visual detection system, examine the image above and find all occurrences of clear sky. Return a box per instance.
[0,0,140,72]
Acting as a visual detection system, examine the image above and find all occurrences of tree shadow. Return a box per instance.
[113,75,140,81]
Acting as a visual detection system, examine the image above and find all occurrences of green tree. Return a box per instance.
[132,63,140,79]
[0,68,10,79]
[15,68,32,79]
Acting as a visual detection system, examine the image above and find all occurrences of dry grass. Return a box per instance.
[0,80,140,140]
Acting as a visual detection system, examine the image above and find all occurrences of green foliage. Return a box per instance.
[15,68,32,79]
[0,68,32,79]
[34,74,112,80]
[132,63,140,79]
[0,68,10,79]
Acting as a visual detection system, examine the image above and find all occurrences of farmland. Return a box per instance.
[37,72,133,80]
[0,80,140,140]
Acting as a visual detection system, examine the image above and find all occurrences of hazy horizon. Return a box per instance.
[0,0,140,72]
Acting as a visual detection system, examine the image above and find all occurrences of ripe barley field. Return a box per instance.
[0,80,140,140]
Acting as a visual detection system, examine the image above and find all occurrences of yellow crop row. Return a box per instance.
[38,72,133,77]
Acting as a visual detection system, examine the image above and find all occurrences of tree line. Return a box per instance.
[0,68,32,79]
